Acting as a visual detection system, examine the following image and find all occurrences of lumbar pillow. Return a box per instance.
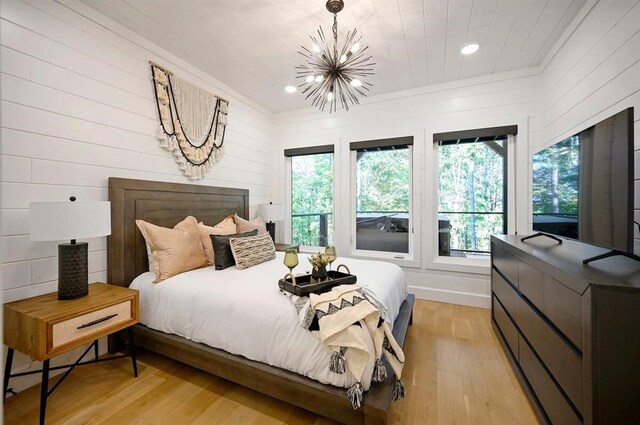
[235,214,268,235]
[136,216,207,282]
[198,215,237,266]
[211,230,258,270]
[230,233,276,270]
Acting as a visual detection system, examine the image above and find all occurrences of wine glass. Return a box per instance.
[324,245,337,270]
[283,249,299,274]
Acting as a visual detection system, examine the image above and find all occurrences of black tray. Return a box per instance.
[278,270,357,296]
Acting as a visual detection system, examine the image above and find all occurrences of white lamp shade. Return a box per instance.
[258,203,284,223]
[29,201,111,241]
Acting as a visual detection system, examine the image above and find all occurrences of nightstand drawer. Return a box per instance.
[51,300,132,349]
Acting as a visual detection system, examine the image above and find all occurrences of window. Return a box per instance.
[351,137,413,256]
[435,126,515,258]
[285,146,334,248]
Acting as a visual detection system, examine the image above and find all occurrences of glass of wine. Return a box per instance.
[283,249,299,274]
[325,245,337,271]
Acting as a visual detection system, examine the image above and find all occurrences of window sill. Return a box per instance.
[426,256,491,275]
[348,251,421,269]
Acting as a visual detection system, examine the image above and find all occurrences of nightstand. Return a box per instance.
[275,243,300,252]
[3,283,139,425]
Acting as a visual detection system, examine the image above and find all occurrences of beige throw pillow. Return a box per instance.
[136,216,207,283]
[198,216,237,266]
[230,233,276,270]
[235,214,268,235]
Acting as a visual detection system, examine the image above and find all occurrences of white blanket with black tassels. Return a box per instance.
[307,285,406,410]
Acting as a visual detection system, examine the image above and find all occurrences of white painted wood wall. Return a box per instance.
[0,0,276,391]
[535,0,640,254]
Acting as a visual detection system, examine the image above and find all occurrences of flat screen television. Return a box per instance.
[531,107,634,253]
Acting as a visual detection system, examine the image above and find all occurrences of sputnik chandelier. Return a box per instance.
[296,0,375,112]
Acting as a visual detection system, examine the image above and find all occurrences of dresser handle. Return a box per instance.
[76,313,118,330]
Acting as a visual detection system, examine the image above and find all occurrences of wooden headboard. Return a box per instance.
[107,178,249,287]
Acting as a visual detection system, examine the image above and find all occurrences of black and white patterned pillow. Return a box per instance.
[229,233,276,270]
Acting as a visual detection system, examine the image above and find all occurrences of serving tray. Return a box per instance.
[278,270,357,296]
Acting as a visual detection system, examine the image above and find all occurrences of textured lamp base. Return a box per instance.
[58,242,88,300]
[266,222,276,242]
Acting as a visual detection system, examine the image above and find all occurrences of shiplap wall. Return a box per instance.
[535,0,640,255]
[274,68,539,308]
[0,0,276,391]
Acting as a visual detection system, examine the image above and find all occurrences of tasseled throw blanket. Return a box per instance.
[287,285,406,409]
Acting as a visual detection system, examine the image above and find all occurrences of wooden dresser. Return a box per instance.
[490,235,640,425]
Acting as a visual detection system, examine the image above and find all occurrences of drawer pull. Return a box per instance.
[76,313,118,330]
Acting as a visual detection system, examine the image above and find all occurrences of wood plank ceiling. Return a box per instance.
[79,0,586,113]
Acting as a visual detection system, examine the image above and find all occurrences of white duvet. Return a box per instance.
[130,252,407,389]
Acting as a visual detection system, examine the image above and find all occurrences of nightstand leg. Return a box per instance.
[40,359,50,425]
[128,327,138,377]
[3,347,14,399]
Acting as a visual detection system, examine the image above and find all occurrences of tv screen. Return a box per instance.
[532,107,634,252]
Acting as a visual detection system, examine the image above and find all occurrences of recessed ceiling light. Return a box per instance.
[285,85,297,93]
[461,43,479,55]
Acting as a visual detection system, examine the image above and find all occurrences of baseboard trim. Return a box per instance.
[408,285,490,309]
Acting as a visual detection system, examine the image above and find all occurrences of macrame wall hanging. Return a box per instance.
[150,61,229,180]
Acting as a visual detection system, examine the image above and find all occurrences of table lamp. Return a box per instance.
[258,202,284,242]
[29,197,111,300]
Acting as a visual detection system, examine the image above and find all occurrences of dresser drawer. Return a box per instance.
[518,260,543,308]
[543,275,582,350]
[492,244,518,285]
[492,270,520,321]
[519,337,581,425]
[493,295,518,358]
[50,300,133,350]
[517,295,583,411]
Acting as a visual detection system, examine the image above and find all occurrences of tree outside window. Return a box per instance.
[291,153,334,247]
[437,138,507,257]
[355,147,411,254]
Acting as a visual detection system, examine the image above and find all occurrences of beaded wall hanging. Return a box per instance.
[150,62,229,180]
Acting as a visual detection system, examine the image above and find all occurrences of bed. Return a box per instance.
[107,177,414,425]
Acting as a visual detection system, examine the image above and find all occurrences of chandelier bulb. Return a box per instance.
[312,44,321,54]
[315,75,324,83]
[305,75,315,83]
[350,79,362,87]
[351,42,361,53]
[339,54,347,64]
[327,92,334,101]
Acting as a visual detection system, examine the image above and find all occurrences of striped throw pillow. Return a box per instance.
[230,233,276,270]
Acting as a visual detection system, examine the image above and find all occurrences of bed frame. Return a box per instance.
[107,177,415,425]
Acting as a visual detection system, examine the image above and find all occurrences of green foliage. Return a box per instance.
[356,149,410,212]
[532,136,579,215]
[291,149,411,248]
[291,154,334,246]
[438,141,506,253]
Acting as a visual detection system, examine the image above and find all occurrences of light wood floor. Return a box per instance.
[4,300,539,424]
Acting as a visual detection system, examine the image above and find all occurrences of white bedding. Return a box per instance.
[130,252,407,389]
